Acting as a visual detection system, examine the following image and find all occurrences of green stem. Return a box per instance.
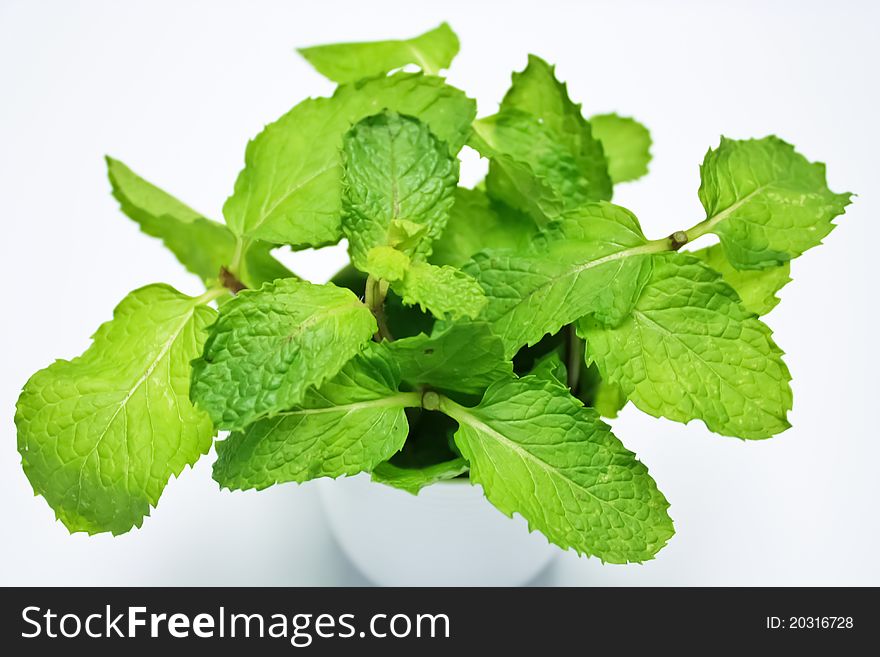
[365,275,393,342]
[638,202,753,256]
[228,236,249,272]
[683,186,765,244]
[224,236,252,290]
[436,394,476,426]
[194,286,230,306]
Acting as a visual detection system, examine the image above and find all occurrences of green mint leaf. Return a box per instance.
[298,22,459,83]
[386,218,429,252]
[499,55,611,202]
[365,245,410,282]
[469,201,654,357]
[223,73,475,246]
[106,156,203,223]
[589,113,652,183]
[106,157,293,287]
[528,349,568,386]
[387,322,512,394]
[15,284,217,535]
[342,111,459,270]
[468,54,613,222]
[579,253,792,439]
[471,110,588,224]
[697,136,852,269]
[190,280,376,430]
[429,187,537,267]
[392,261,486,320]
[691,243,791,315]
[371,458,469,495]
[212,345,414,490]
[441,376,674,562]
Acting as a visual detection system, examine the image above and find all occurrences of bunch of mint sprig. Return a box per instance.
[15,23,851,563]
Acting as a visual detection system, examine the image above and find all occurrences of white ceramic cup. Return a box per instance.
[318,473,558,586]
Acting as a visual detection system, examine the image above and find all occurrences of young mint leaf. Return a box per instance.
[106,157,293,288]
[468,202,655,357]
[429,187,537,267]
[589,113,652,184]
[696,136,852,269]
[579,254,792,439]
[190,280,376,430]
[365,245,410,282]
[387,322,512,394]
[223,73,475,247]
[440,376,674,562]
[342,111,459,270]
[468,54,614,222]
[470,110,587,224]
[691,243,791,315]
[371,458,469,495]
[212,345,416,490]
[15,284,218,535]
[528,349,568,386]
[298,22,459,83]
[499,55,612,202]
[392,261,486,320]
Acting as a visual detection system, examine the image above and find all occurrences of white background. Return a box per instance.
[1,0,878,586]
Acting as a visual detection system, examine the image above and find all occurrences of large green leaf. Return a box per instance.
[388,322,512,394]
[691,243,790,315]
[471,110,586,224]
[589,113,652,184]
[342,111,458,270]
[429,187,537,267]
[15,284,217,535]
[213,345,415,490]
[470,54,611,222]
[106,157,293,288]
[223,73,475,247]
[441,376,674,562]
[499,55,611,202]
[696,136,851,269]
[468,202,656,357]
[190,280,376,430]
[298,23,459,83]
[579,254,792,439]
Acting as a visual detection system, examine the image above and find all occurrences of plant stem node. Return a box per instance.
[669,230,689,250]
[422,391,441,411]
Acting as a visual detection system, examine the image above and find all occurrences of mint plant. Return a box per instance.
[15,23,851,563]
